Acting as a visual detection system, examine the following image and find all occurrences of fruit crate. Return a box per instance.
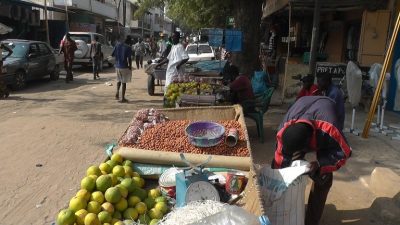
[115,105,265,216]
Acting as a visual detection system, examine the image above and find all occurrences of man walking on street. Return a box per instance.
[112,36,132,103]
[272,96,351,225]
[90,36,102,80]
[59,33,77,83]
[133,38,146,69]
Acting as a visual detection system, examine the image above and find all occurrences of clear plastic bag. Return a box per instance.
[189,205,270,225]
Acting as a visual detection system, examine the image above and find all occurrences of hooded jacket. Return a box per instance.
[273,96,351,174]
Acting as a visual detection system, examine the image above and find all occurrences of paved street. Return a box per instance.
[0,66,399,224]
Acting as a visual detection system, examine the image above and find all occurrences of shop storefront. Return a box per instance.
[261,0,392,98]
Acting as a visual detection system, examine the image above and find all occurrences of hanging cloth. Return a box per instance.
[225,30,242,52]
[346,61,363,108]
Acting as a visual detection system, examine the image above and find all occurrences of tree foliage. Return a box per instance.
[134,0,231,30]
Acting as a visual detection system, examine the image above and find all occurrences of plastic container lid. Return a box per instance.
[159,167,181,187]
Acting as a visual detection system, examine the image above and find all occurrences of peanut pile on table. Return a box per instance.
[120,120,250,157]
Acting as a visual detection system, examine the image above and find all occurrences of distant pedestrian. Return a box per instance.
[59,33,77,83]
[112,36,133,103]
[133,38,146,69]
[317,74,345,130]
[156,31,189,95]
[0,40,12,98]
[90,36,102,80]
[297,74,319,100]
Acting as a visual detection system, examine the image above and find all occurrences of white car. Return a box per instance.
[186,43,215,62]
[62,32,114,68]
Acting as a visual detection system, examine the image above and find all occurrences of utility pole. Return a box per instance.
[123,0,126,27]
[44,0,50,44]
[308,0,321,75]
[64,0,69,32]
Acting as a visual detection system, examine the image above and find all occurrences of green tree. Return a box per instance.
[135,0,263,74]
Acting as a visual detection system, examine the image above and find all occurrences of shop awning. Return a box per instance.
[5,0,67,13]
[262,0,387,18]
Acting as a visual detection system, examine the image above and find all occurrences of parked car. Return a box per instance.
[64,32,114,68]
[186,43,215,62]
[1,39,61,90]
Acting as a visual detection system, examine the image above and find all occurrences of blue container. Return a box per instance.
[185,121,225,147]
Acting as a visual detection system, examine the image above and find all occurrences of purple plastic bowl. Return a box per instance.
[185,121,226,148]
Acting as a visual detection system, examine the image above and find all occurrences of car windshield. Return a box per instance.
[187,45,212,54]
[69,34,91,43]
[2,42,29,58]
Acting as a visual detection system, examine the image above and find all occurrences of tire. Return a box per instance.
[50,65,60,81]
[12,70,27,90]
[147,75,155,96]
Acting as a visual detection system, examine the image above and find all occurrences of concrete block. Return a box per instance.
[370,167,400,198]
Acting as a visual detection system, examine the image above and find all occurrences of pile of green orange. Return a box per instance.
[56,154,168,225]
[165,82,213,107]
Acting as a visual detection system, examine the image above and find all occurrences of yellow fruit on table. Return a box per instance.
[84,213,100,225]
[111,154,123,164]
[123,160,133,167]
[155,196,167,203]
[86,166,102,177]
[116,184,129,198]
[113,221,124,225]
[138,214,151,224]
[123,166,133,176]
[81,177,96,192]
[139,178,145,188]
[98,211,112,223]
[115,198,128,212]
[123,208,139,220]
[87,201,101,214]
[132,177,141,187]
[112,165,126,178]
[154,202,168,214]
[103,223,111,225]
[113,211,122,220]
[148,189,161,199]
[106,160,117,169]
[120,178,136,193]
[90,191,104,204]
[105,187,122,204]
[128,195,141,207]
[56,209,76,225]
[132,187,148,201]
[149,219,160,225]
[69,196,87,212]
[99,163,112,174]
[96,175,113,192]
[148,208,163,220]
[101,202,114,214]
[135,202,147,215]
[132,172,140,178]
[88,175,98,181]
[75,209,88,225]
[144,197,155,209]
[109,174,118,186]
[76,189,91,202]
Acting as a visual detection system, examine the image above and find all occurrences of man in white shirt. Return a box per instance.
[157,31,189,94]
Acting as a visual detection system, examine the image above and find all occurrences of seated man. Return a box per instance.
[229,66,254,105]
[272,96,351,225]
[297,74,319,100]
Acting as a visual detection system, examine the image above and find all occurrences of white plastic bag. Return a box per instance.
[257,160,310,225]
[189,205,269,225]
[346,61,363,108]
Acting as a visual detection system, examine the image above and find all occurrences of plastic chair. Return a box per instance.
[242,87,275,143]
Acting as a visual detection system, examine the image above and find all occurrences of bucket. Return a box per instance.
[159,167,181,198]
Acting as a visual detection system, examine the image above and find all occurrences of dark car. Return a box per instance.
[1,39,61,90]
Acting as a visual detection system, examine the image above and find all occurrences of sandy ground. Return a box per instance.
[0,66,399,225]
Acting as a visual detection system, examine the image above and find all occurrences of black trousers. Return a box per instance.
[305,173,333,225]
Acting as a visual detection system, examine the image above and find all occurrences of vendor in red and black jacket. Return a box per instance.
[272,96,351,225]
